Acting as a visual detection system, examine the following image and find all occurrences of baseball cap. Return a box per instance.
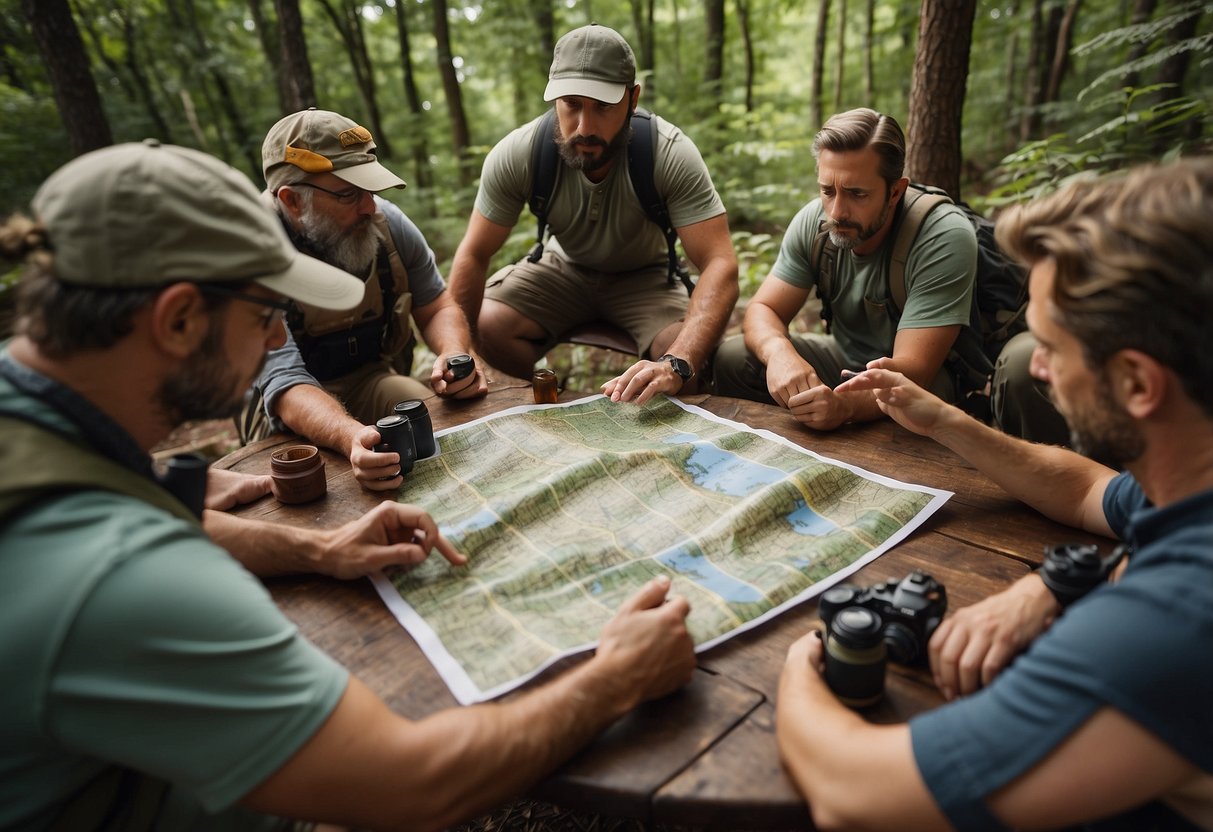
[543,24,636,104]
[32,140,365,311]
[262,108,406,193]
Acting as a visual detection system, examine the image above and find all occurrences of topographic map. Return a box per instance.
[373,395,950,703]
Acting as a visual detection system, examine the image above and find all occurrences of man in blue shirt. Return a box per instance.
[776,157,1213,830]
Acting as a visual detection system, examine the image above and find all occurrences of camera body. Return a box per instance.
[1040,542,1128,607]
[374,414,416,475]
[818,570,947,665]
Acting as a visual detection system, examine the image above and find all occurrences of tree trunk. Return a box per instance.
[317,0,392,157]
[703,0,725,109]
[247,0,284,112]
[275,0,316,112]
[810,0,831,129]
[1044,0,1081,104]
[630,0,655,88]
[834,0,847,112]
[905,0,976,199]
[116,5,175,143]
[22,0,112,155]
[1122,0,1158,89]
[432,0,472,185]
[393,0,431,188]
[863,0,875,104]
[736,0,755,112]
[1018,0,1044,141]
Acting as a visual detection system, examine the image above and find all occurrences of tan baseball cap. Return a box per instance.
[32,140,365,311]
[544,24,636,104]
[262,108,406,193]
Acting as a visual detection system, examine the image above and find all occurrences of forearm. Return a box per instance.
[447,250,490,331]
[663,264,739,369]
[205,510,329,576]
[929,405,1116,534]
[273,384,361,457]
[417,298,476,357]
[744,303,801,369]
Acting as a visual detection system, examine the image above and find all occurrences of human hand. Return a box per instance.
[348,424,404,492]
[594,576,696,707]
[833,360,949,437]
[602,359,684,405]
[929,574,1061,700]
[786,384,852,430]
[764,351,821,410]
[314,501,467,579]
[205,467,273,511]
[431,352,488,399]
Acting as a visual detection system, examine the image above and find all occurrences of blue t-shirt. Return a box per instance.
[910,471,1213,830]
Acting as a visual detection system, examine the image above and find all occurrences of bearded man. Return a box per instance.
[712,108,979,431]
[246,108,486,491]
[448,23,738,404]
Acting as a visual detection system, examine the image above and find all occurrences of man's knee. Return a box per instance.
[711,335,773,403]
[479,299,546,343]
[991,332,1071,446]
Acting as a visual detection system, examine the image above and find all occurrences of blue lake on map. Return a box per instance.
[655,544,765,603]
[664,434,786,497]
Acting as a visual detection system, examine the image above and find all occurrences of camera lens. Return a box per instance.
[824,606,887,708]
[817,585,858,627]
[882,621,921,665]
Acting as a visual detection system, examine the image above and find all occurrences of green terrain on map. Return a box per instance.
[386,395,938,697]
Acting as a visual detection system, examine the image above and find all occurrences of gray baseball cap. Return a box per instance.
[262,108,406,193]
[544,24,636,104]
[32,140,365,310]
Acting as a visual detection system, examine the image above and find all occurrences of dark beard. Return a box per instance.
[1061,378,1144,469]
[554,117,632,173]
[155,316,263,424]
[825,196,893,251]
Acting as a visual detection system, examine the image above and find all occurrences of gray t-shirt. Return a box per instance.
[772,198,977,365]
[475,112,726,273]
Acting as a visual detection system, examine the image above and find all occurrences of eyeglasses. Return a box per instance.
[291,181,365,205]
[197,284,295,331]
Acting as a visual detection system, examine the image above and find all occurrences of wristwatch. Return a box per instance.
[658,354,694,385]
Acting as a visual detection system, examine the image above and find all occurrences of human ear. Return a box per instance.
[1107,349,1166,420]
[150,283,211,360]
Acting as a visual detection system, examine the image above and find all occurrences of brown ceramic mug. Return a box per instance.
[270,444,327,504]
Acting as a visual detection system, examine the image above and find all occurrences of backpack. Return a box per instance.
[809,183,1029,419]
[527,107,694,296]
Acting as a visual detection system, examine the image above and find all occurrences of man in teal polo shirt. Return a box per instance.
[0,142,695,829]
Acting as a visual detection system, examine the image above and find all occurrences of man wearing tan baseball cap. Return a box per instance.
[448,23,738,406]
[248,108,487,492]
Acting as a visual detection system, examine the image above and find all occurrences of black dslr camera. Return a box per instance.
[818,570,947,665]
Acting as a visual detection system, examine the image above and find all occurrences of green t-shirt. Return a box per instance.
[0,389,348,830]
[772,198,978,365]
[474,112,726,273]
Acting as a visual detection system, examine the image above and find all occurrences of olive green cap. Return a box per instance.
[544,24,636,104]
[32,140,365,310]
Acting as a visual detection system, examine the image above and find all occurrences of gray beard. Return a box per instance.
[295,202,380,275]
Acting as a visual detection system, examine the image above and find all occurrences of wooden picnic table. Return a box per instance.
[216,379,1102,830]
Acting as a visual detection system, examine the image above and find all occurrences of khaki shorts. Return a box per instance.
[484,248,689,356]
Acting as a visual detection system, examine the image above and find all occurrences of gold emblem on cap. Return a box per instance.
[338,126,373,147]
[284,145,334,173]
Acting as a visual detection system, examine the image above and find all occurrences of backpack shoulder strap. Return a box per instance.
[808,220,838,334]
[526,109,560,264]
[0,415,200,527]
[887,184,952,314]
[628,108,693,295]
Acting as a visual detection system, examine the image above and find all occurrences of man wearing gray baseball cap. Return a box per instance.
[247,108,487,492]
[0,141,695,830]
[448,23,739,405]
